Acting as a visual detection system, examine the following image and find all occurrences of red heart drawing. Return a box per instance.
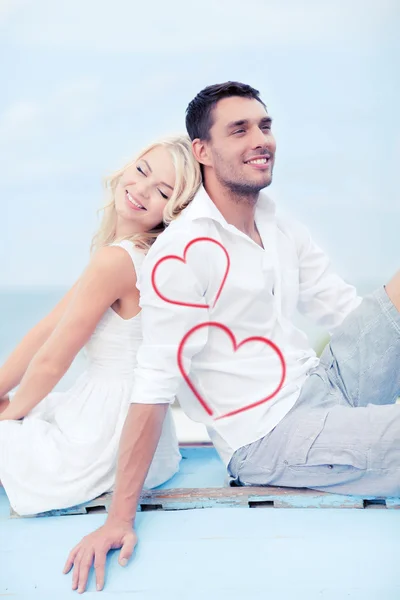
[177,321,286,420]
[151,237,230,309]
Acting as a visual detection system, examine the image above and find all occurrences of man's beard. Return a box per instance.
[226,177,271,197]
[217,167,273,203]
[211,148,274,202]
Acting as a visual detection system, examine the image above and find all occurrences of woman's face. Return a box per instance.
[115,146,176,232]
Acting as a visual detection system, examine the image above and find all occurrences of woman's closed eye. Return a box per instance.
[136,166,168,199]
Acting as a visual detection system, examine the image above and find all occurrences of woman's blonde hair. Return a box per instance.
[91,135,201,253]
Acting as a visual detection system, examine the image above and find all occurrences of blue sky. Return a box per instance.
[1,0,399,289]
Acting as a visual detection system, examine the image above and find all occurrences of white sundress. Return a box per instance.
[0,240,181,516]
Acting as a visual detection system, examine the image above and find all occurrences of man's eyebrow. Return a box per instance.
[226,119,248,130]
[141,159,174,190]
[226,116,273,130]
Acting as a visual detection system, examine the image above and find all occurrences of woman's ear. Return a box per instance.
[192,139,212,168]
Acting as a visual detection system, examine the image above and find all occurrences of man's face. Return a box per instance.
[206,96,276,196]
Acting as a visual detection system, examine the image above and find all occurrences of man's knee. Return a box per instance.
[385,269,400,312]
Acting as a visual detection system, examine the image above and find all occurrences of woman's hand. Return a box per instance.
[63,517,137,593]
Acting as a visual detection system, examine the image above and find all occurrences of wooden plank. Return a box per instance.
[11,485,400,518]
[7,445,400,517]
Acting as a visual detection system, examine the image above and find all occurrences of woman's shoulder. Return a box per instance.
[88,242,144,283]
[109,240,146,271]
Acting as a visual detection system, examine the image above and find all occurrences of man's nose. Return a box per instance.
[251,127,272,150]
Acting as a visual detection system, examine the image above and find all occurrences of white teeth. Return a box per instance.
[126,191,144,209]
[248,158,268,165]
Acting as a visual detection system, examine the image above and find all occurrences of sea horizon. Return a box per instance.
[0,278,383,388]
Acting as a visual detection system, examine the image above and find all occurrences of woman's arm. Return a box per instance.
[0,281,81,398]
[0,395,10,414]
[0,246,137,421]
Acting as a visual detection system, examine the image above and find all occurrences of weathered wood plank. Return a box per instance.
[11,485,400,517]
[8,445,400,517]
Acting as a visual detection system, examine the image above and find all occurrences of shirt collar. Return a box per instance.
[183,185,276,228]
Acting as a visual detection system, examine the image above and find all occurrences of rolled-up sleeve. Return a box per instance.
[131,229,210,405]
[292,221,363,331]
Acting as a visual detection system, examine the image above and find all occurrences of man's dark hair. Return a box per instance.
[185,81,266,142]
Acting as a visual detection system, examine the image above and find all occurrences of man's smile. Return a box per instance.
[244,154,273,170]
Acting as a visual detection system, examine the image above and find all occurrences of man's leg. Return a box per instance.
[229,276,400,495]
[229,382,400,496]
[319,278,400,408]
[385,269,400,311]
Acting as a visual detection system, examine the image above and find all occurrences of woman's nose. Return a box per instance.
[134,183,150,199]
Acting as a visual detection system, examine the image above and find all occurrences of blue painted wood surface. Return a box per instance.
[1,495,400,598]
[1,446,400,598]
[9,445,400,517]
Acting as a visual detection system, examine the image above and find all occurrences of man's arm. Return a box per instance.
[108,403,169,523]
[64,227,211,593]
[64,403,168,593]
[292,220,362,331]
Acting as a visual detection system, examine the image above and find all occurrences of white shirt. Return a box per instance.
[131,186,362,465]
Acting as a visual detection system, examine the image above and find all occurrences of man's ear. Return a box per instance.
[192,139,212,167]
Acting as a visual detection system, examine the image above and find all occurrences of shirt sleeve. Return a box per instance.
[130,228,211,405]
[291,220,363,331]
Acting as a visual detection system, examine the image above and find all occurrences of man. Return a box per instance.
[64,82,400,593]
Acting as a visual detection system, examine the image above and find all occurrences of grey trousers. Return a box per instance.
[228,286,400,497]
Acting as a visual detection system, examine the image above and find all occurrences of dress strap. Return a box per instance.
[109,240,146,275]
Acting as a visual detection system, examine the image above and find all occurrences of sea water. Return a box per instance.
[0,280,382,392]
[0,287,85,391]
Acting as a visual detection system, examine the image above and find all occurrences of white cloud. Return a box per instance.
[1,0,398,287]
[49,79,102,127]
[0,100,41,139]
[3,0,397,52]
[0,68,195,182]
[0,78,103,180]
[0,77,101,140]
[0,0,25,24]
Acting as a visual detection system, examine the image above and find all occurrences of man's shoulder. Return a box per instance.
[275,210,310,244]
[257,192,308,237]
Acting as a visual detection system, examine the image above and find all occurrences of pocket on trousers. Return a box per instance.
[285,411,367,474]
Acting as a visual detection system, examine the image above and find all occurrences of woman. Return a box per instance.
[0,135,201,516]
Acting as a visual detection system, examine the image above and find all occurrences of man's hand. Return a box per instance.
[63,518,137,593]
[63,403,168,593]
